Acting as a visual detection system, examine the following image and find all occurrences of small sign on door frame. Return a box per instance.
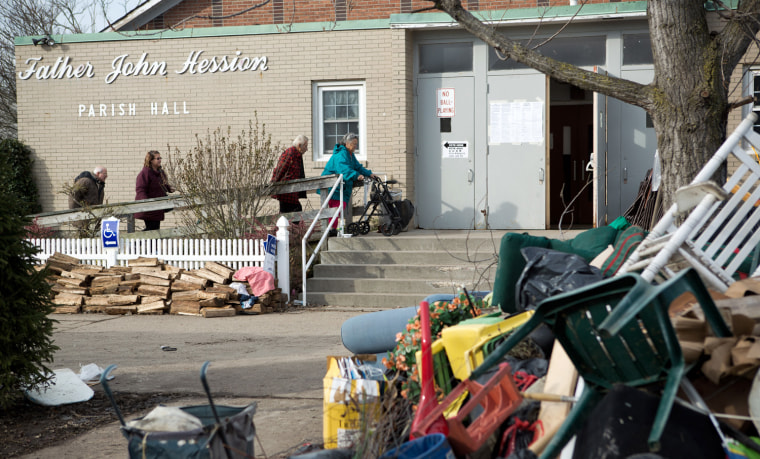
[437,88,455,118]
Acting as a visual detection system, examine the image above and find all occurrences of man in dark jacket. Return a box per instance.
[68,166,107,209]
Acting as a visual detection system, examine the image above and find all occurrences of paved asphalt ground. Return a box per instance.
[20,307,371,459]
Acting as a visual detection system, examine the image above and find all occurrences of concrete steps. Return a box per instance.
[302,231,505,309]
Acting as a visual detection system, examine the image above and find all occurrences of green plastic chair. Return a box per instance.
[471,268,732,458]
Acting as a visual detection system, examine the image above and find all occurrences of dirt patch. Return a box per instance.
[0,391,185,458]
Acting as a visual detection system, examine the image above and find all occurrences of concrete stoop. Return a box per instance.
[301,230,506,309]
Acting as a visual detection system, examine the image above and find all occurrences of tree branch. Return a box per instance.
[432,0,654,109]
[717,0,760,81]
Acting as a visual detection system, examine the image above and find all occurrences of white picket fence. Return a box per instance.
[27,237,266,270]
[26,217,293,300]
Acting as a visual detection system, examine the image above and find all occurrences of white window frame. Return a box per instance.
[749,69,760,134]
[312,81,367,162]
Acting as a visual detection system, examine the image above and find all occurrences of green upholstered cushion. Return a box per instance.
[492,233,552,314]
[493,227,621,314]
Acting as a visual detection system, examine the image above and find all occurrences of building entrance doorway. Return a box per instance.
[549,80,594,228]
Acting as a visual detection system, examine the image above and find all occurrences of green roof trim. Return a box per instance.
[391,1,647,25]
[15,1,649,45]
[15,18,392,45]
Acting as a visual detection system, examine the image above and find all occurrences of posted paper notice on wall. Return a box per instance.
[442,141,468,159]
[489,101,544,144]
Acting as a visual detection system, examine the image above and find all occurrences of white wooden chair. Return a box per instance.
[618,113,760,291]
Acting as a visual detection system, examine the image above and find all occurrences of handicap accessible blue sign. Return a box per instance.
[263,234,276,275]
[101,217,119,248]
[263,234,277,256]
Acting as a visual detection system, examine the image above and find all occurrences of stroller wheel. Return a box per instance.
[359,221,370,235]
[346,222,359,235]
[392,222,402,235]
[381,223,394,237]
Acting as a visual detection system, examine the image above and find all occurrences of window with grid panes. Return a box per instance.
[313,82,366,161]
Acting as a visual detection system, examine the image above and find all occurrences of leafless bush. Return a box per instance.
[164,116,280,238]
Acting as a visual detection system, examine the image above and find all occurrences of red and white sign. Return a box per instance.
[436,88,455,118]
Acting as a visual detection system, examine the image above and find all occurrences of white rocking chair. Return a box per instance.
[618,113,760,291]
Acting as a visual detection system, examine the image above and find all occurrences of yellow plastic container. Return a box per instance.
[416,311,534,387]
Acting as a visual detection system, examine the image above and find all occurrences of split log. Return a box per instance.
[49,252,80,264]
[106,266,132,273]
[140,295,166,304]
[132,267,172,279]
[44,262,70,275]
[51,284,88,295]
[71,267,104,276]
[91,276,123,287]
[172,290,224,301]
[202,290,231,301]
[138,301,166,314]
[171,280,202,292]
[178,273,210,288]
[76,264,103,271]
[203,261,235,279]
[55,293,84,306]
[85,295,115,306]
[123,273,141,281]
[90,285,119,295]
[105,305,138,315]
[130,257,160,267]
[137,285,170,298]
[199,297,224,308]
[170,300,201,315]
[163,264,183,274]
[56,277,86,288]
[116,285,135,294]
[53,304,82,314]
[83,305,108,313]
[139,275,171,287]
[192,268,229,285]
[201,307,236,318]
[119,279,141,289]
[206,285,236,301]
[109,295,139,305]
[60,270,92,281]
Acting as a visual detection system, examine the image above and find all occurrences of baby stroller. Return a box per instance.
[347,176,413,236]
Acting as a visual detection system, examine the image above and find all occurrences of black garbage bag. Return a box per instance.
[515,246,603,312]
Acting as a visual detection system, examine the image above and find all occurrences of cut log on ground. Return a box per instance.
[201,306,236,318]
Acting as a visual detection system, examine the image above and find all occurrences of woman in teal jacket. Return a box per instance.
[320,133,378,234]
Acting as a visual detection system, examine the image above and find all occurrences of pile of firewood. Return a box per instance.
[43,252,285,317]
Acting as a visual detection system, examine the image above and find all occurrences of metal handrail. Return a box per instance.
[298,174,343,306]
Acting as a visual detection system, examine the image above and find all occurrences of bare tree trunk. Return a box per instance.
[647,1,728,208]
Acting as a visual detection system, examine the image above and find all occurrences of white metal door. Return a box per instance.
[415,77,476,229]
[486,73,547,229]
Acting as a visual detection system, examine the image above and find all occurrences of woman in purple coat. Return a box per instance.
[134,150,174,231]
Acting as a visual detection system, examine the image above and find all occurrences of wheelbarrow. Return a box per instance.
[101,361,257,459]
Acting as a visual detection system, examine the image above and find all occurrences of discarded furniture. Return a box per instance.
[469,268,732,458]
[411,362,523,456]
[619,113,760,291]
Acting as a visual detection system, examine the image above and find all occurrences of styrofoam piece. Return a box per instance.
[25,368,95,406]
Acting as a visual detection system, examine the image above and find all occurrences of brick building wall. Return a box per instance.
[16,28,411,215]
[141,0,634,30]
